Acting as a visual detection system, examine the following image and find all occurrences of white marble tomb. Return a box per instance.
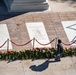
[61,21,76,45]
[26,22,51,48]
[0,24,12,50]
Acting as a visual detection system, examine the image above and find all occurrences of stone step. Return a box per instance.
[12,2,48,5]
[3,0,49,12]
[13,0,46,2]
[10,2,49,12]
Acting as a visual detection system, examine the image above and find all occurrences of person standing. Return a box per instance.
[55,39,64,61]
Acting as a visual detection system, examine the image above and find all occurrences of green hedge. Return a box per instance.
[0,48,76,60]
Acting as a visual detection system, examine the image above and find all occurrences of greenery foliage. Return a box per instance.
[0,48,76,60]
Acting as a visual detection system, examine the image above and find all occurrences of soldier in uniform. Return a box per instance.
[55,39,64,61]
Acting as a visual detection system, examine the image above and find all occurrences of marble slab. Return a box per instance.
[0,24,12,50]
[26,22,51,48]
[61,21,76,45]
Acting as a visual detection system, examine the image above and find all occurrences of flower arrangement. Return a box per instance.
[0,47,76,61]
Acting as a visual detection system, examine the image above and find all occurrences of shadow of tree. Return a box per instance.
[29,59,58,72]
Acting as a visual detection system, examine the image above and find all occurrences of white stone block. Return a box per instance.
[26,22,51,48]
[0,24,12,50]
[3,0,49,12]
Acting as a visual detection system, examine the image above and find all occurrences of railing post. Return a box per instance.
[7,39,9,52]
[55,37,58,49]
[33,37,35,50]
[32,37,35,61]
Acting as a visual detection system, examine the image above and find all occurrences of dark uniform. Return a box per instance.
[55,39,64,61]
[57,43,63,54]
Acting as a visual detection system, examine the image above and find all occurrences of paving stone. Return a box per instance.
[0,57,76,75]
[0,60,24,75]
[71,56,76,70]
[21,60,37,75]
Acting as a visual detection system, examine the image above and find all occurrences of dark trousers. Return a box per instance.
[55,54,60,60]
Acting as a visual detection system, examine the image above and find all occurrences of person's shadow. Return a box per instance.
[29,59,57,72]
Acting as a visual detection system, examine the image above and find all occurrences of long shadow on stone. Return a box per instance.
[0,13,25,21]
[7,59,16,63]
[29,59,58,72]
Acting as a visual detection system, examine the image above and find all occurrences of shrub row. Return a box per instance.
[0,48,76,60]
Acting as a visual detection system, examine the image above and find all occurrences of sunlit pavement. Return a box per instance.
[0,0,76,75]
[0,56,76,75]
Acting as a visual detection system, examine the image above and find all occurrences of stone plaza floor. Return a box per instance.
[0,0,76,75]
[0,56,76,75]
[0,12,76,50]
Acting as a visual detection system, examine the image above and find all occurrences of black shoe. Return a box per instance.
[32,58,34,61]
[55,59,61,61]
[57,59,61,61]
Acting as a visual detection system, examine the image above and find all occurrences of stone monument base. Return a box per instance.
[3,0,49,12]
